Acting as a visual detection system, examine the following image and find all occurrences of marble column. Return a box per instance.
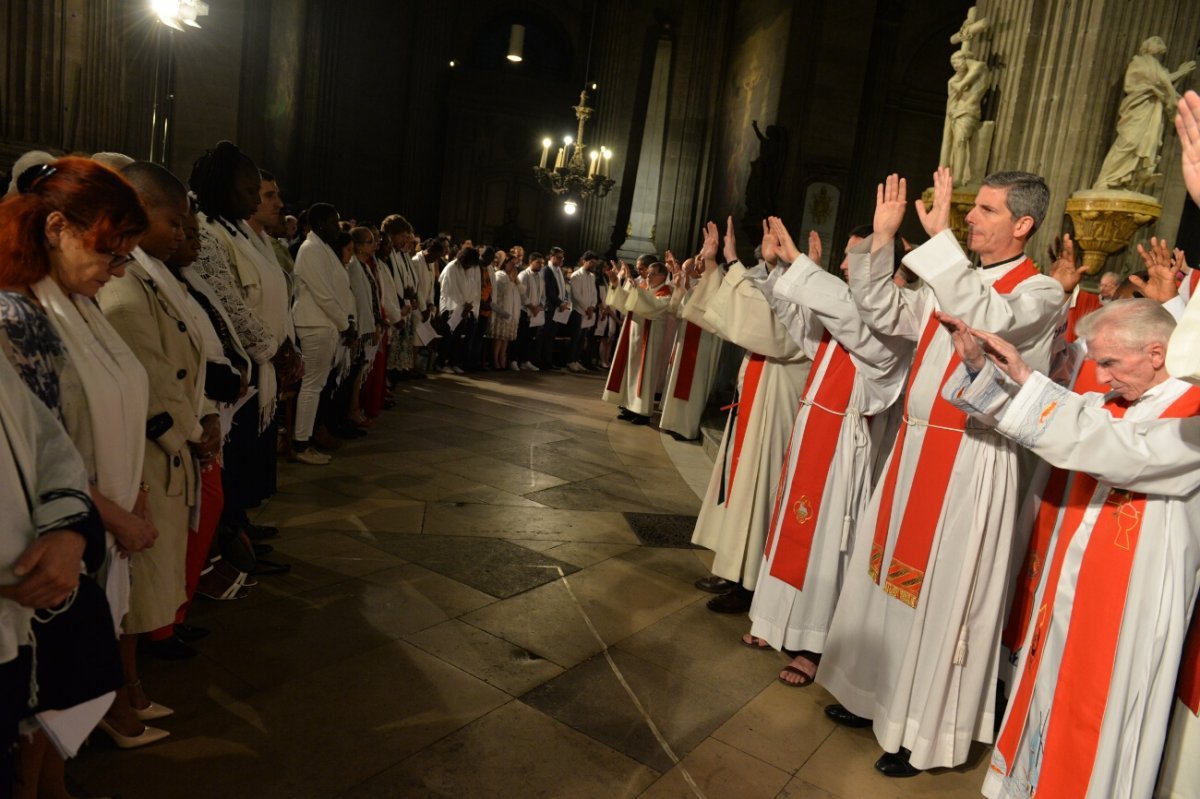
[973,0,1200,273]
[617,33,673,260]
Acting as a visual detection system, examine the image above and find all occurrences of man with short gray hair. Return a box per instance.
[937,299,1200,799]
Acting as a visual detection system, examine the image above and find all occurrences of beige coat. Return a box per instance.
[99,262,208,634]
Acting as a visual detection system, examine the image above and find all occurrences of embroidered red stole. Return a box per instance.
[763,333,859,589]
[605,315,633,393]
[671,323,705,401]
[995,387,1200,796]
[721,353,767,507]
[868,259,1042,607]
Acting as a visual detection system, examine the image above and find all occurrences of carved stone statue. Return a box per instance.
[1093,36,1196,193]
[950,6,989,57]
[940,50,990,186]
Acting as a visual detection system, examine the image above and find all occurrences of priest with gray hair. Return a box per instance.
[936,298,1200,799]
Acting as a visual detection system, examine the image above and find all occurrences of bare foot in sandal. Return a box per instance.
[778,653,819,687]
[740,633,773,650]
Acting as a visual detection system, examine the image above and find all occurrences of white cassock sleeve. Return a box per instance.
[703,262,807,358]
[946,366,1200,497]
[680,263,725,334]
[905,230,1065,347]
[626,286,673,319]
[772,242,911,399]
[605,282,630,310]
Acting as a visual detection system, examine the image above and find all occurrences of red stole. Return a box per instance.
[1065,289,1102,342]
[869,259,1042,607]
[721,353,767,506]
[763,334,859,589]
[606,315,633,393]
[671,322,705,401]
[995,386,1200,796]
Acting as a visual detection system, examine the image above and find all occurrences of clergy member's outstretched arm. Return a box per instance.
[848,174,923,340]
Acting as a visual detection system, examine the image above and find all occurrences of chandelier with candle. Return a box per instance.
[533,89,615,214]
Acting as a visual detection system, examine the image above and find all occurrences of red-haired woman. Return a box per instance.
[0,156,151,796]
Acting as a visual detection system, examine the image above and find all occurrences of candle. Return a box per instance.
[603,149,612,177]
[554,147,564,169]
[539,137,552,169]
[563,136,573,164]
[588,151,599,177]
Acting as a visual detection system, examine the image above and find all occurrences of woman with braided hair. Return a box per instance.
[188,141,300,546]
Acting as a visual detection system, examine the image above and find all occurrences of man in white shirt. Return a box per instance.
[517,253,547,371]
[437,246,481,374]
[567,251,601,372]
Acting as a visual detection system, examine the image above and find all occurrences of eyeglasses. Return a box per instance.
[105,252,136,270]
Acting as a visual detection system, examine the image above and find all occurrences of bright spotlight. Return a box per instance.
[563,201,578,216]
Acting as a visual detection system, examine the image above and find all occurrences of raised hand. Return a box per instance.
[1176,90,1200,206]
[665,249,679,273]
[1132,236,1181,302]
[973,328,1033,384]
[1173,247,1188,277]
[723,216,738,264]
[874,173,908,243]
[698,223,718,262]
[1046,234,1087,293]
[914,166,953,237]
[807,230,822,263]
[760,220,779,265]
[770,217,801,263]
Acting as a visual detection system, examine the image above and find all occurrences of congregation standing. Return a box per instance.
[0,139,627,799]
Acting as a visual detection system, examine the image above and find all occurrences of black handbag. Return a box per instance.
[30,575,122,712]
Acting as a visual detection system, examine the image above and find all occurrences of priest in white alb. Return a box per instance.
[817,168,1066,776]
[658,259,724,441]
[743,208,912,686]
[601,260,674,424]
[936,300,1200,799]
[687,219,814,614]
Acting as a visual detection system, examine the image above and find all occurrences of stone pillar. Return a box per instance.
[973,0,1200,272]
[617,34,673,260]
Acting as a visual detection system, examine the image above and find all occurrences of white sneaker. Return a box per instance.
[291,448,331,465]
[567,362,583,373]
[452,366,466,375]
[522,361,540,372]
[439,365,454,374]
[509,362,520,372]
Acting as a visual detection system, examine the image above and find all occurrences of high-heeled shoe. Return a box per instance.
[133,701,175,722]
[95,719,170,749]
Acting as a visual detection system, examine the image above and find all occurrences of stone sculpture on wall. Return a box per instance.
[940,50,991,186]
[1093,36,1196,193]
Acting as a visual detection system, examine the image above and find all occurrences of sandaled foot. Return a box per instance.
[778,654,818,687]
[740,633,772,650]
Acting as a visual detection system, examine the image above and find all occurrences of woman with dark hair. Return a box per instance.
[0,155,141,795]
[189,141,299,541]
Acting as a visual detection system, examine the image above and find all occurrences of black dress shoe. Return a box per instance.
[694,575,738,594]
[252,542,274,557]
[174,623,210,642]
[874,748,921,778]
[706,587,753,614]
[246,524,279,541]
[824,703,873,728]
[142,634,198,661]
[628,414,651,426]
[617,407,636,420]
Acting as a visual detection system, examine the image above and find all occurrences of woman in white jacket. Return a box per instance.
[290,204,354,464]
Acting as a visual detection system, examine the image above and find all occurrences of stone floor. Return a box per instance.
[72,370,989,798]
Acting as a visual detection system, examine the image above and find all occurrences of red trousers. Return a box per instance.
[361,336,389,418]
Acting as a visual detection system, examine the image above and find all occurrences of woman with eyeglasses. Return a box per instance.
[0,155,149,797]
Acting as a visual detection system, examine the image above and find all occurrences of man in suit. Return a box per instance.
[540,246,570,370]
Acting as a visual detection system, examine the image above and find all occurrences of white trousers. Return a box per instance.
[295,325,337,442]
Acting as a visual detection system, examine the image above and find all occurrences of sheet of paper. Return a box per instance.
[447,307,464,333]
[415,320,440,346]
[580,312,596,329]
[37,692,115,758]
[552,307,573,325]
[528,311,545,328]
